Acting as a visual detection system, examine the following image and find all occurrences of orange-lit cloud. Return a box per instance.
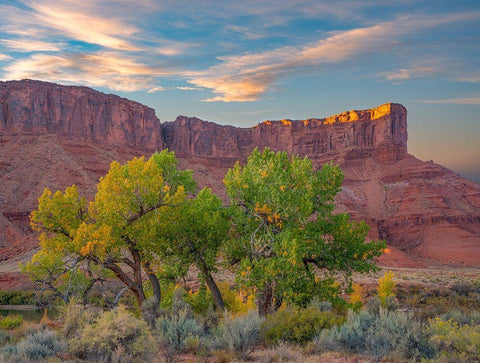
[27,1,138,50]
[189,13,480,102]
[3,52,164,92]
[0,39,62,52]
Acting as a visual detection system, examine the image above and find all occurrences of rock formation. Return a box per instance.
[0,79,164,150]
[1,80,479,287]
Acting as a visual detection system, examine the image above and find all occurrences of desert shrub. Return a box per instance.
[450,281,476,296]
[259,342,304,362]
[0,315,23,329]
[440,309,480,326]
[142,295,161,328]
[215,310,264,360]
[69,305,155,361]
[366,295,398,314]
[316,309,435,361]
[0,330,11,347]
[0,327,66,361]
[262,306,344,345]
[308,297,333,312]
[429,318,480,361]
[156,307,204,354]
[59,300,100,339]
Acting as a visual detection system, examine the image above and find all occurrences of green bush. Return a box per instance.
[0,315,23,329]
[0,290,52,306]
[316,309,436,361]
[69,305,155,361]
[262,306,344,345]
[214,310,264,360]
[429,318,480,361]
[0,327,66,361]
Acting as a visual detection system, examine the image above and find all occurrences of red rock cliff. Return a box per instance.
[162,103,407,163]
[0,80,479,277]
[0,80,164,150]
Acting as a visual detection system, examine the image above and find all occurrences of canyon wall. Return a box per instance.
[0,80,164,150]
[1,80,479,282]
[162,102,407,162]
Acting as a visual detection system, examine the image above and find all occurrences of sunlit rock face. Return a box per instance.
[162,103,407,161]
[0,80,479,285]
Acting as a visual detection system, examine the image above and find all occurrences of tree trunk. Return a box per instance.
[143,261,161,309]
[196,256,225,311]
[257,281,275,317]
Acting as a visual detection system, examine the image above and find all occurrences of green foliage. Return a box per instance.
[429,318,480,361]
[68,305,155,361]
[0,290,39,305]
[214,310,264,360]
[316,309,436,361]
[224,148,385,314]
[184,285,214,315]
[0,315,23,329]
[0,327,66,361]
[261,306,344,345]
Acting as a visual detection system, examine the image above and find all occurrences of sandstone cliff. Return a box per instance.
[0,80,164,150]
[1,80,479,284]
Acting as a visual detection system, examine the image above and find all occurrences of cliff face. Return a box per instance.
[162,103,407,163]
[0,80,164,150]
[1,80,480,282]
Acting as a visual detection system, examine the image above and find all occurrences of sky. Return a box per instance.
[0,0,479,182]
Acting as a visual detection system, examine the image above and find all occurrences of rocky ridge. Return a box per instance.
[1,80,479,286]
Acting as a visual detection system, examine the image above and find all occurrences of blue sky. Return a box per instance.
[1,0,479,181]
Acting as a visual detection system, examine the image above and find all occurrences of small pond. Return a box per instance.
[0,306,57,322]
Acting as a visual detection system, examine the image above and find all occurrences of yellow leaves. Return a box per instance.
[75,223,112,259]
[349,283,364,305]
[279,185,285,192]
[261,170,268,178]
[377,270,396,306]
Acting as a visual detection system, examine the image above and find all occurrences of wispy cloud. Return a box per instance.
[27,1,139,51]
[417,97,480,105]
[381,65,440,81]
[177,86,204,91]
[189,13,480,102]
[0,54,12,61]
[148,86,167,93]
[3,52,164,92]
[0,39,62,52]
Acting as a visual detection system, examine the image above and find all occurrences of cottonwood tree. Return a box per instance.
[154,188,229,310]
[223,148,385,316]
[25,150,195,310]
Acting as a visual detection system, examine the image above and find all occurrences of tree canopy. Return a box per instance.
[26,150,197,309]
[224,148,385,315]
[25,147,385,316]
